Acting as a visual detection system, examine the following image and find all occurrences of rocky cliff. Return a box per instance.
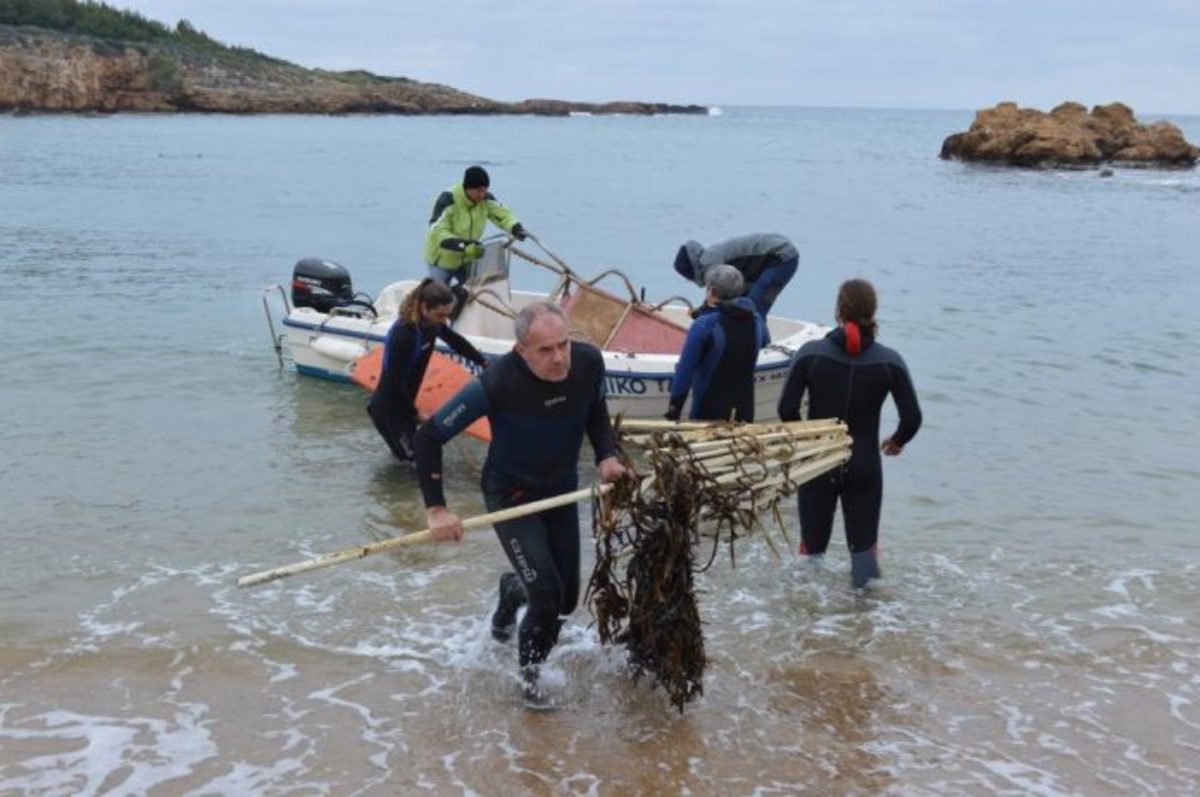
[940,101,1198,169]
[0,26,706,116]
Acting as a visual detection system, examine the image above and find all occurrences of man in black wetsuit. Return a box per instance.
[777,278,922,588]
[413,301,628,705]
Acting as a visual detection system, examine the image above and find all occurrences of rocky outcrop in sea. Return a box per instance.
[0,26,706,116]
[940,101,1198,169]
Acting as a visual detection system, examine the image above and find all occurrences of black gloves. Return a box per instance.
[511,223,529,241]
[441,238,484,254]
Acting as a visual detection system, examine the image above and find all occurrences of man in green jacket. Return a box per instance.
[422,166,529,287]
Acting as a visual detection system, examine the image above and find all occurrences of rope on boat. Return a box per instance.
[510,240,644,306]
[509,241,573,279]
[525,233,578,276]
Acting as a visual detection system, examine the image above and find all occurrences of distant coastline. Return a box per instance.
[0,7,705,117]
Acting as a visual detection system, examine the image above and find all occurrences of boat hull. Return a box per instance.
[279,280,827,421]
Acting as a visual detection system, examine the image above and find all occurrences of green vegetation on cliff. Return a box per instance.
[1,0,705,115]
[0,0,275,62]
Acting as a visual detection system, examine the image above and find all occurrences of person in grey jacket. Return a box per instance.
[673,233,799,317]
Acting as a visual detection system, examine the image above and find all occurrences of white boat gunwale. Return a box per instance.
[270,240,828,417]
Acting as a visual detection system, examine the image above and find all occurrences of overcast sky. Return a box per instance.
[113,1,1200,115]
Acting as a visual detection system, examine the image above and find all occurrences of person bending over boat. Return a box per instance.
[666,265,769,422]
[423,166,529,292]
[413,302,628,706]
[674,233,799,318]
[368,278,489,462]
[777,279,922,588]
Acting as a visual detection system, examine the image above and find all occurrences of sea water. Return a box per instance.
[1,107,1198,794]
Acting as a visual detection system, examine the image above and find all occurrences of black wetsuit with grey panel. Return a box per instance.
[368,318,487,461]
[414,342,617,667]
[777,327,922,554]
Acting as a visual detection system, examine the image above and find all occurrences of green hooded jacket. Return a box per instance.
[422,183,520,271]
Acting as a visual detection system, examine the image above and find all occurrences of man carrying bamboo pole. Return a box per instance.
[413,301,628,707]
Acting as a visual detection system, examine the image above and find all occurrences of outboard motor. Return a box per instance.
[291,258,355,313]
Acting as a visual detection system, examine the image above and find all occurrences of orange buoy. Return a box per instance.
[350,347,492,442]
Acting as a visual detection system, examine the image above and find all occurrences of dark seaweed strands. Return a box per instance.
[587,419,852,712]
[589,444,707,712]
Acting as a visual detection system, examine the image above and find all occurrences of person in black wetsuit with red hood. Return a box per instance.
[367,278,489,462]
[777,278,922,588]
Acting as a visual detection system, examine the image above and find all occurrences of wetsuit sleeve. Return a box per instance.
[585,371,618,463]
[437,324,489,367]
[777,353,810,421]
[413,379,489,507]
[887,360,923,447]
[668,320,711,416]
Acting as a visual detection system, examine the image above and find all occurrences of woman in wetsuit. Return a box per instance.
[777,279,922,587]
[367,278,489,461]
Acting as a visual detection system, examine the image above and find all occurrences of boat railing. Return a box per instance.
[326,305,376,320]
[578,268,641,303]
[509,238,667,309]
[262,284,291,368]
[318,306,377,356]
[647,295,695,314]
[506,234,696,353]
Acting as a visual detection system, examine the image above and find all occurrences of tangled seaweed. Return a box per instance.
[586,419,852,712]
[588,443,706,712]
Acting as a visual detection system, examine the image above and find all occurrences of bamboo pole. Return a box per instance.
[237,483,613,589]
[622,421,847,453]
[685,423,846,452]
[618,419,718,431]
[693,437,849,472]
[619,418,845,435]
[711,448,850,491]
[239,421,850,589]
[687,434,845,466]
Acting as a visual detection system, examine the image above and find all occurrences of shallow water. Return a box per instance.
[2,108,1199,794]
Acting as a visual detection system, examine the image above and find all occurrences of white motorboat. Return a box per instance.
[263,239,828,420]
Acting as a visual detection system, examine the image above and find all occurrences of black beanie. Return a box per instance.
[463,166,490,189]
